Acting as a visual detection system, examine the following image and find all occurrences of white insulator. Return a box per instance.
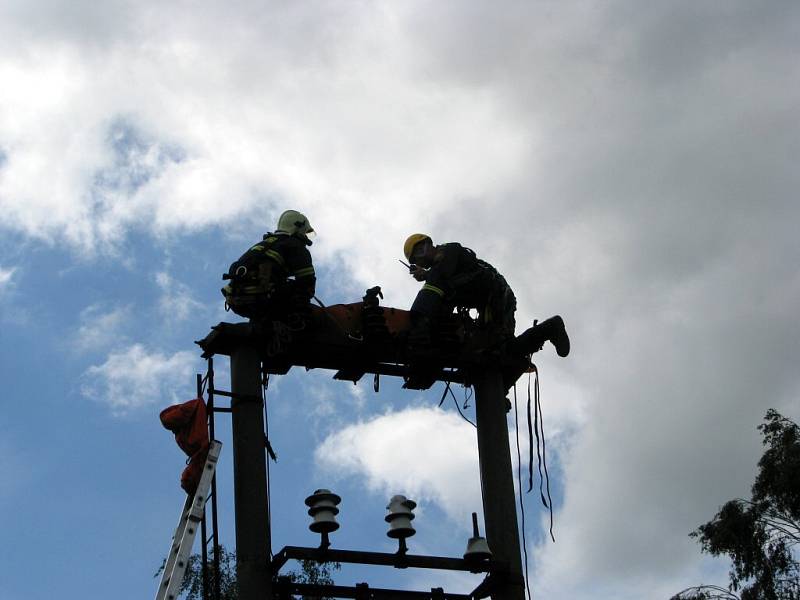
[385,494,416,539]
[464,536,492,561]
[309,509,339,533]
[305,489,341,534]
[386,494,416,517]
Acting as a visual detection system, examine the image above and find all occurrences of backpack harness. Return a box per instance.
[221,235,287,318]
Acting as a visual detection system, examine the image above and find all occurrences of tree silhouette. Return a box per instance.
[672,410,800,600]
[156,545,340,600]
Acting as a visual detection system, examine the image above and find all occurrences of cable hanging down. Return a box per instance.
[527,365,555,542]
[438,380,477,428]
[514,384,533,600]
[261,365,274,561]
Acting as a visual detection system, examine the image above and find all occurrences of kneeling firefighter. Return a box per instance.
[222,210,316,327]
[403,233,570,357]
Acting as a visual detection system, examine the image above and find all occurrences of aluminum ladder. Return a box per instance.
[155,440,223,600]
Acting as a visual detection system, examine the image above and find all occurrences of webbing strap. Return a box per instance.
[527,365,555,542]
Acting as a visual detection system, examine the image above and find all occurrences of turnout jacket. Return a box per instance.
[228,232,316,299]
[411,242,516,334]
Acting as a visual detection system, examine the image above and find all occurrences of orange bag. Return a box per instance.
[160,398,210,494]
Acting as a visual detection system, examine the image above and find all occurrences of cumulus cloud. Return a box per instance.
[0,266,16,291]
[155,271,205,322]
[81,343,198,415]
[0,1,525,296]
[0,1,798,597]
[315,407,481,527]
[0,266,25,323]
[73,303,132,351]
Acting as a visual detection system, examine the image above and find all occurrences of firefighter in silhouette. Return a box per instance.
[222,210,316,328]
[403,233,569,357]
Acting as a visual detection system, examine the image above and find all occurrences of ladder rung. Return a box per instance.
[210,388,260,402]
[154,441,222,600]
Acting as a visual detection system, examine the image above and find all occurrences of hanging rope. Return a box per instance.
[526,372,537,494]
[462,384,473,410]
[438,381,477,428]
[527,365,555,542]
[513,384,533,600]
[438,381,449,407]
[261,365,274,560]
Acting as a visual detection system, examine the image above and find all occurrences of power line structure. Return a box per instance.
[176,291,557,600]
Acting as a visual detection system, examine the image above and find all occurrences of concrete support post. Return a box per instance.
[230,345,271,600]
[474,367,525,600]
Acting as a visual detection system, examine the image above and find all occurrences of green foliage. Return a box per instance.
[154,546,239,600]
[674,410,800,600]
[754,410,800,523]
[156,545,340,600]
[670,584,740,599]
[180,546,239,600]
[285,559,340,588]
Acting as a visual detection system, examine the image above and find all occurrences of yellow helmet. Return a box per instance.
[404,233,431,262]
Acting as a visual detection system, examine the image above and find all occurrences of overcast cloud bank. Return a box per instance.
[1,1,798,598]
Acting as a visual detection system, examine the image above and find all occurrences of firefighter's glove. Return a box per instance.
[410,265,427,282]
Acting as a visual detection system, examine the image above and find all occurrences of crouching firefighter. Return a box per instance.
[221,210,317,329]
[403,233,570,358]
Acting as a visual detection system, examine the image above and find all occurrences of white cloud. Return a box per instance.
[0,2,526,291]
[82,343,198,415]
[155,271,205,322]
[0,265,26,324]
[0,2,798,597]
[315,406,481,527]
[74,303,131,351]
[0,266,16,291]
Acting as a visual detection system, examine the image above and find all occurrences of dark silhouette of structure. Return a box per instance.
[195,291,567,600]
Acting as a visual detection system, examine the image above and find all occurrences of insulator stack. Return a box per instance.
[385,494,417,554]
[362,306,391,343]
[463,512,492,563]
[305,488,341,549]
[361,286,392,344]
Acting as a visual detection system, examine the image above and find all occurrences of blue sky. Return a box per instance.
[1,2,799,599]
[1,223,540,598]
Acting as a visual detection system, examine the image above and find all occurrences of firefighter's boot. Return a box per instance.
[512,315,570,357]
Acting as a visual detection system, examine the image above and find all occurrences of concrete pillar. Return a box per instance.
[473,367,525,600]
[230,345,271,600]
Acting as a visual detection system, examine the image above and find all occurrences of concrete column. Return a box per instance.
[473,367,525,600]
[230,345,271,600]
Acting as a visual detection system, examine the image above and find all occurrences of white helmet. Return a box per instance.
[276,210,315,244]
